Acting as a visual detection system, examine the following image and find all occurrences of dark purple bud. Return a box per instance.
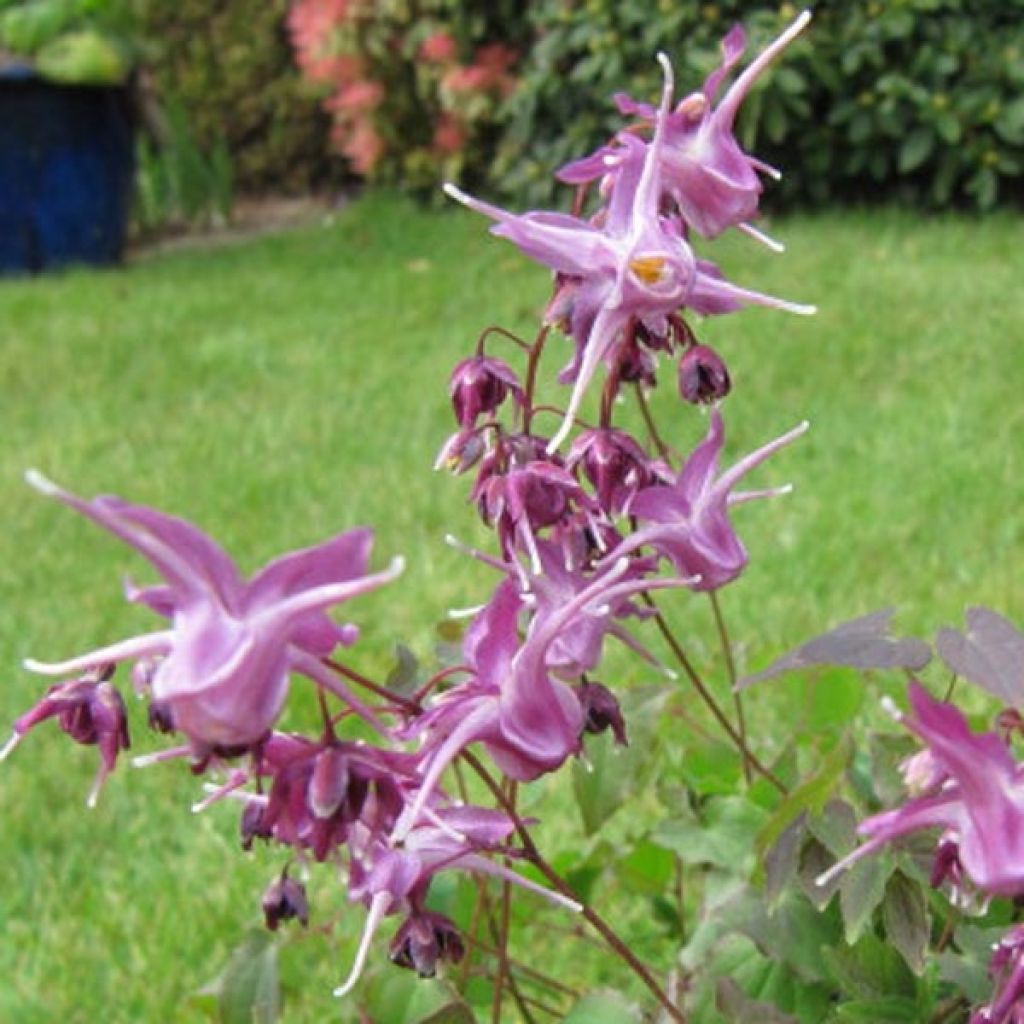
[634,319,675,355]
[617,333,658,387]
[389,911,465,977]
[930,837,964,890]
[240,801,270,851]
[678,344,731,404]
[262,872,309,931]
[449,355,522,428]
[568,428,653,516]
[434,429,485,475]
[148,699,176,734]
[578,681,628,745]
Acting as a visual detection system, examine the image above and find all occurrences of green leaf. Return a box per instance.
[898,128,934,173]
[995,96,1024,144]
[763,813,807,909]
[823,933,915,1001]
[572,688,669,835]
[198,931,281,1024]
[716,977,798,1023]
[755,737,852,874]
[654,796,768,872]
[35,28,129,85]
[830,996,919,1022]
[361,974,470,1024]
[882,872,930,974]
[416,1002,476,1024]
[562,990,642,1023]
[839,854,891,944]
[385,642,421,695]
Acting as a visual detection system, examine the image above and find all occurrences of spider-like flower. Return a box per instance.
[560,11,812,246]
[610,410,807,591]
[16,472,403,752]
[446,50,812,454]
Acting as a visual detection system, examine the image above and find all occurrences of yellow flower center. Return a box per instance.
[629,256,667,285]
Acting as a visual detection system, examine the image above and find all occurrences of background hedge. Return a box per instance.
[138,0,1024,210]
[494,0,1024,210]
[141,0,334,195]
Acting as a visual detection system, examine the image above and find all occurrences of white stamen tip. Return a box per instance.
[24,468,60,496]
[880,695,902,721]
[0,732,21,761]
[814,865,841,888]
[389,556,406,576]
[23,658,53,675]
[442,182,469,205]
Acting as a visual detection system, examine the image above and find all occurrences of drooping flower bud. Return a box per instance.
[1,668,130,806]
[148,699,176,734]
[240,800,271,851]
[577,681,628,746]
[449,355,522,428]
[678,344,731,404]
[262,871,310,931]
[568,428,654,516]
[389,911,465,977]
[434,429,486,474]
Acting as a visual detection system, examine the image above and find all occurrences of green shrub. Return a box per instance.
[493,0,1024,210]
[141,0,332,194]
[287,0,532,196]
[0,0,139,84]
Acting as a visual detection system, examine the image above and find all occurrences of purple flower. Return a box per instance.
[390,910,465,977]
[19,471,403,751]
[612,410,807,590]
[1,666,129,806]
[396,554,691,839]
[567,427,658,517]
[447,51,812,453]
[971,925,1024,1024]
[335,805,580,997]
[449,355,523,428]
[818,682,1024,898]
[562,12,812,245]
[678,343,731,404]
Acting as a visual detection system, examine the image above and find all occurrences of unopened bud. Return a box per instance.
[678,344,731,404]
[389,911,464,977]
[449,355,522,428]
[262,872,309,931]
[578,681,628,746]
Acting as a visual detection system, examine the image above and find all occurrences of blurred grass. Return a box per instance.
[0,193,1022,1022]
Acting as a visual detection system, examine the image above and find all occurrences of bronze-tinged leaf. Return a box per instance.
[739,609,931,689]
[936,606,1024,707]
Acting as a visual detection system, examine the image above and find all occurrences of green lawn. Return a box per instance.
[0,194,1022,1022]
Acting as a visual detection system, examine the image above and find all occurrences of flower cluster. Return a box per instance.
[5,12,815,1014]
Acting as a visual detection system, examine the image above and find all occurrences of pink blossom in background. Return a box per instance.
[419,31,458,64]
[432,113,466,156]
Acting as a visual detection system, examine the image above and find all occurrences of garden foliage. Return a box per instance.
[141,0,331,194]
[0,0,139,84]
[289,0,1024,211]
[287,0,530,193]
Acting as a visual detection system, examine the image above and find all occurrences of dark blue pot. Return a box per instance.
[0,67,135,274]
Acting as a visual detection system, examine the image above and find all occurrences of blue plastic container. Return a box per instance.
[0,66,135,274]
